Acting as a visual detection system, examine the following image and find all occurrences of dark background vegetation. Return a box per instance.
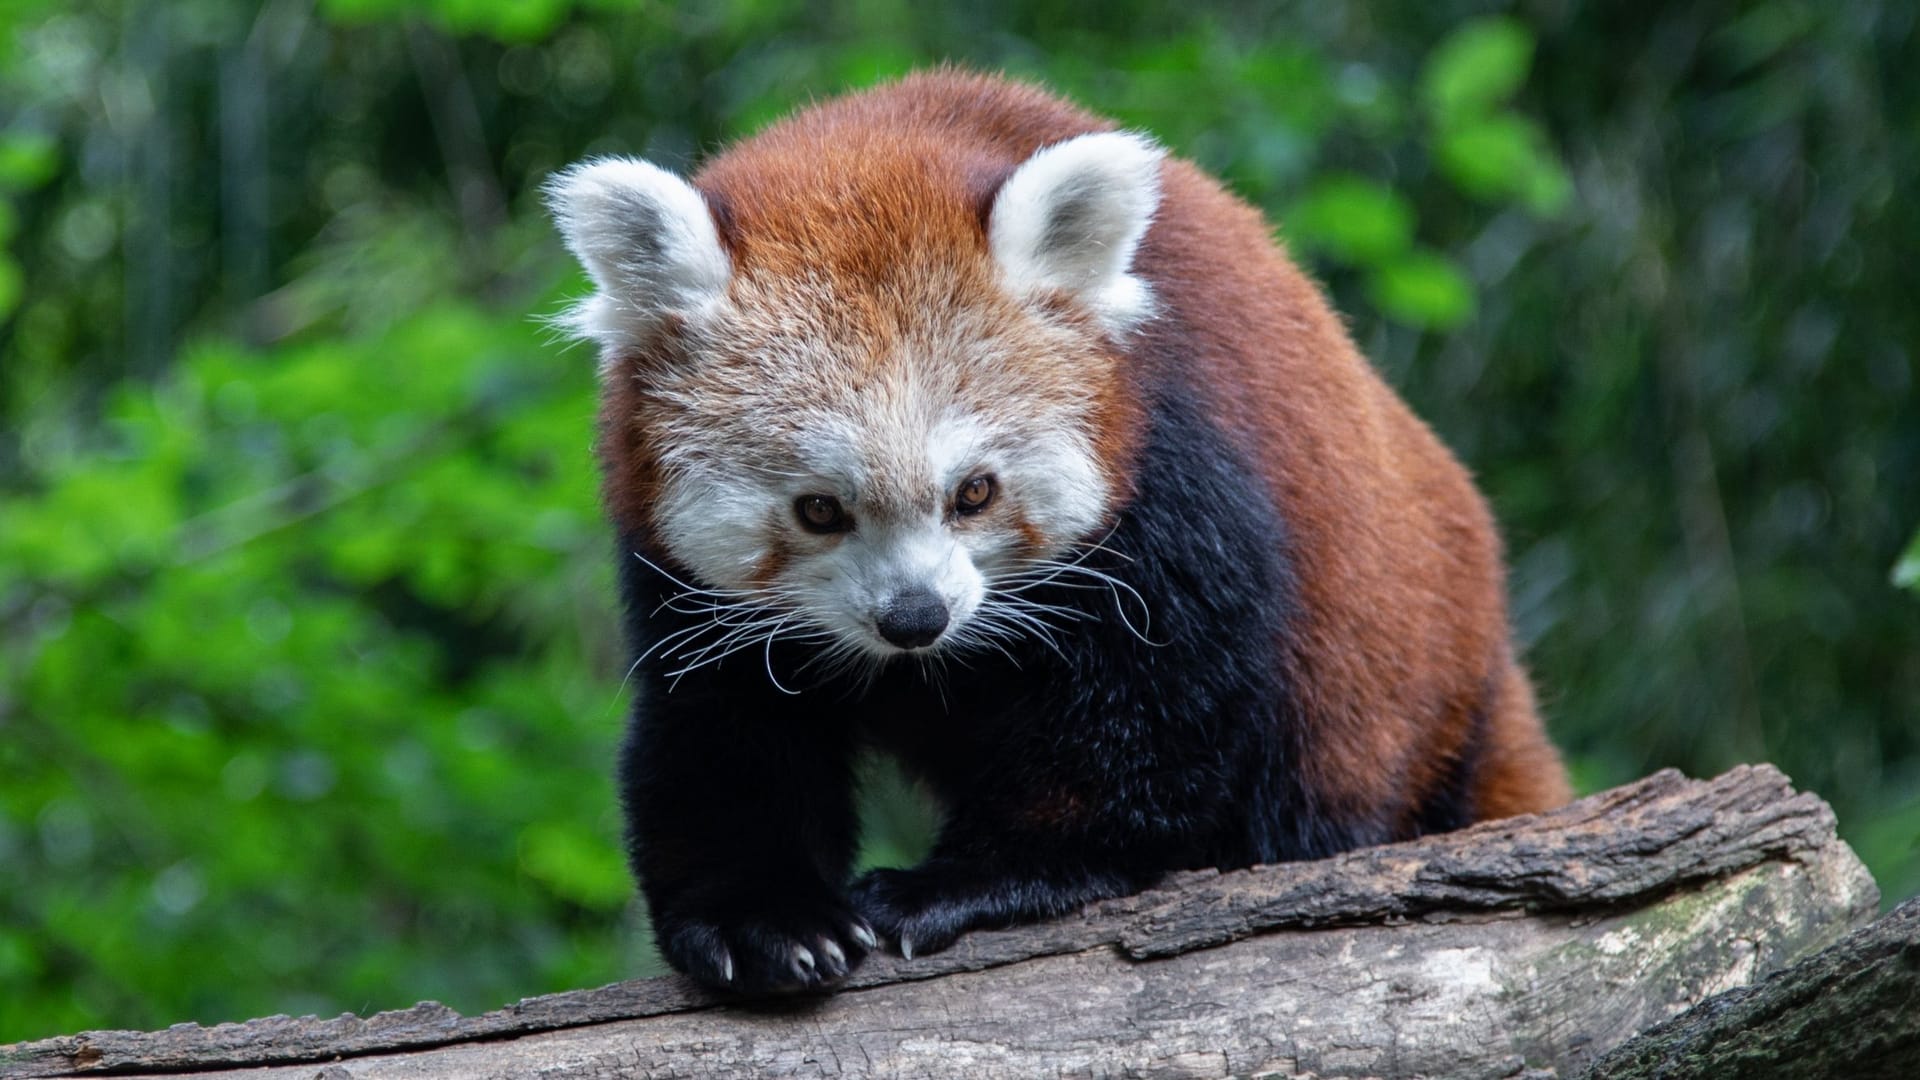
[2,0,1915,1043]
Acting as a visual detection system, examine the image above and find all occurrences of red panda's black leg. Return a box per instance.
[617,686,873,994]
[846,724,1234,957]
[613,540,882,994]
[850,846,1158,958]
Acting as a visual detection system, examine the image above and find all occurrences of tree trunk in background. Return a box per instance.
[0,766,1893,1079]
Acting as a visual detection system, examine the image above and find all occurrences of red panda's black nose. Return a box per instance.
[876,588,949,649]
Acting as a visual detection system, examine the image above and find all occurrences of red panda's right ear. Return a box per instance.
[988,132,1165,337]
[543,157,732,350]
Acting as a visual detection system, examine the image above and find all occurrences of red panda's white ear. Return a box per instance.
[989,132,1164,335]
[543,157,732,348]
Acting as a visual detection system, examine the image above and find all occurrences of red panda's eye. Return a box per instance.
[955,475,996,515]
[795,495,849,533]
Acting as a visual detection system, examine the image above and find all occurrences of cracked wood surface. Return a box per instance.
[0,765,1880,1079]
[1580,893,1920,1080]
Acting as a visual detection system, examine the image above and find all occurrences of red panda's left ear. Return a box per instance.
[543,157,733,354]
[988,132,1165,336]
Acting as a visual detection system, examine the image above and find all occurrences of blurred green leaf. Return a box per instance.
[518,821,631,911]
[435,0,573,41]
[1368,249,1475,330]
[831,42,919,89]
[0,131,57,192]
[1284,174,1416,264]
[1437,113,1572,215]
[318,0,593,41]
[1711,2,1821,73]
[0,253,20,319]
[314,0,395,26]
[1421,16,1534,120]
[1895,530,1920,592]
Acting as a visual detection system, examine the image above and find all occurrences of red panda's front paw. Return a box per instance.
[654,902,877,995]
[848,866,974,960]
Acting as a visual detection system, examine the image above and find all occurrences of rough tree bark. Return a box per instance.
[1583,892,1920,1080]
[0,766,1889,1079]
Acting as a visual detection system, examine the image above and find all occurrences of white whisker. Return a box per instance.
[966,526,1167,652]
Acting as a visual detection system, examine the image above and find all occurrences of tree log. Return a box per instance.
[0,765,1882,1079]
[1580,893,1920,1079]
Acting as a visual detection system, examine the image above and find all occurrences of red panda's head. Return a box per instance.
[546,129,1160,663]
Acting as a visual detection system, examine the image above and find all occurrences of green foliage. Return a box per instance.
[1368,248,1476,331]
[2,0,1916,1046]
[1422,18,1571,216]
[320,0,586,42]
[1287,175,1416,264]
[1422,17,1533,119]
[1,281,634,1036]
[1286,173,1474,329]
[1895,529,1920,593]
[0,129,51,319]
[0,131,58,192]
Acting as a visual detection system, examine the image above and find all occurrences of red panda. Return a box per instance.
[546,70,1570,994]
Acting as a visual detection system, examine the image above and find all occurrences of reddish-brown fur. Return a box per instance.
[599,70,1568,823]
